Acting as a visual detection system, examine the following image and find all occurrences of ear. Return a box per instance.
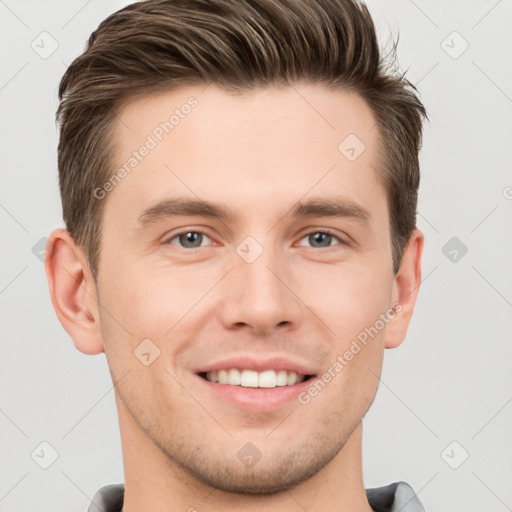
[385,228,424,349]
[45,228,104,355]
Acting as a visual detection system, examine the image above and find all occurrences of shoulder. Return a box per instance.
[87,484,124,512]
[366,481,426,512]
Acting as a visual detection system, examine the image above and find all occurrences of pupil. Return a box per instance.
[182,232,201,247]
[312,232,330,247]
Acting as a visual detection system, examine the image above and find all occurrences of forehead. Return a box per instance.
[104,83,385,228]
[114,84,378,159]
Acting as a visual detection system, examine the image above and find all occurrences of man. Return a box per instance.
[45,0,427,510]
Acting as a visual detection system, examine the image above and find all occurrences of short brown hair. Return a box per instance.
[57,0,427,279]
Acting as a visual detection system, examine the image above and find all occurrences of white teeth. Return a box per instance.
[258,370,276,388]
[218,369,229,384]
[276,370,288,386]
[228,368,241,385]
[241,369,258,387]
[287,372,298,386]
[204,368,306,387]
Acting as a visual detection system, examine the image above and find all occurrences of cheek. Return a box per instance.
[99,262,209,341]
[301,261,391,339]
[96,269,191,402]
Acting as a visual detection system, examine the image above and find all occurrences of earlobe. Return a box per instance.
[45,228,104,355]
[384,229,424,349]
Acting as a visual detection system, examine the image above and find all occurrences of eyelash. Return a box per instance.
[164,229,347,249]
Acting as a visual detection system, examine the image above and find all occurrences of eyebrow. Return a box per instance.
[136,197,371,228]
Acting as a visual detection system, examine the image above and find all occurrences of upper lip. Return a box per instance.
[194,356,318,376]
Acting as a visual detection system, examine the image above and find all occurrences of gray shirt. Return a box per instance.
[87,481,425,512]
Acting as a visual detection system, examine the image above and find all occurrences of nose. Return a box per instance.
[218,240,303,335]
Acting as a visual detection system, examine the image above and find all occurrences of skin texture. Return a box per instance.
[46,83,423,512]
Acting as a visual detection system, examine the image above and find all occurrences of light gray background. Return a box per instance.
[1,1,511,511]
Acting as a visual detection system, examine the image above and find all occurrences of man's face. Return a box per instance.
[96,84,396,493]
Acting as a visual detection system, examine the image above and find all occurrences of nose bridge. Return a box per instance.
[220,234,301,332]
[240,237,284,297]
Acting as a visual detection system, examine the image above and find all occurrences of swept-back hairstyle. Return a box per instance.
[57,0,427,278]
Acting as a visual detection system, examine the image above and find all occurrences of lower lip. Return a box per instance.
[195,374,314,412]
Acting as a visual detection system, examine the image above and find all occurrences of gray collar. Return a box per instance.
[88,480,425,512]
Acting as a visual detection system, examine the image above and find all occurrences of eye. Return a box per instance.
[297,230,345,249]
[165,230,213,249]
[163,229,346,250]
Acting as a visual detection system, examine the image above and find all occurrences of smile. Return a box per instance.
[200,368,312,387]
